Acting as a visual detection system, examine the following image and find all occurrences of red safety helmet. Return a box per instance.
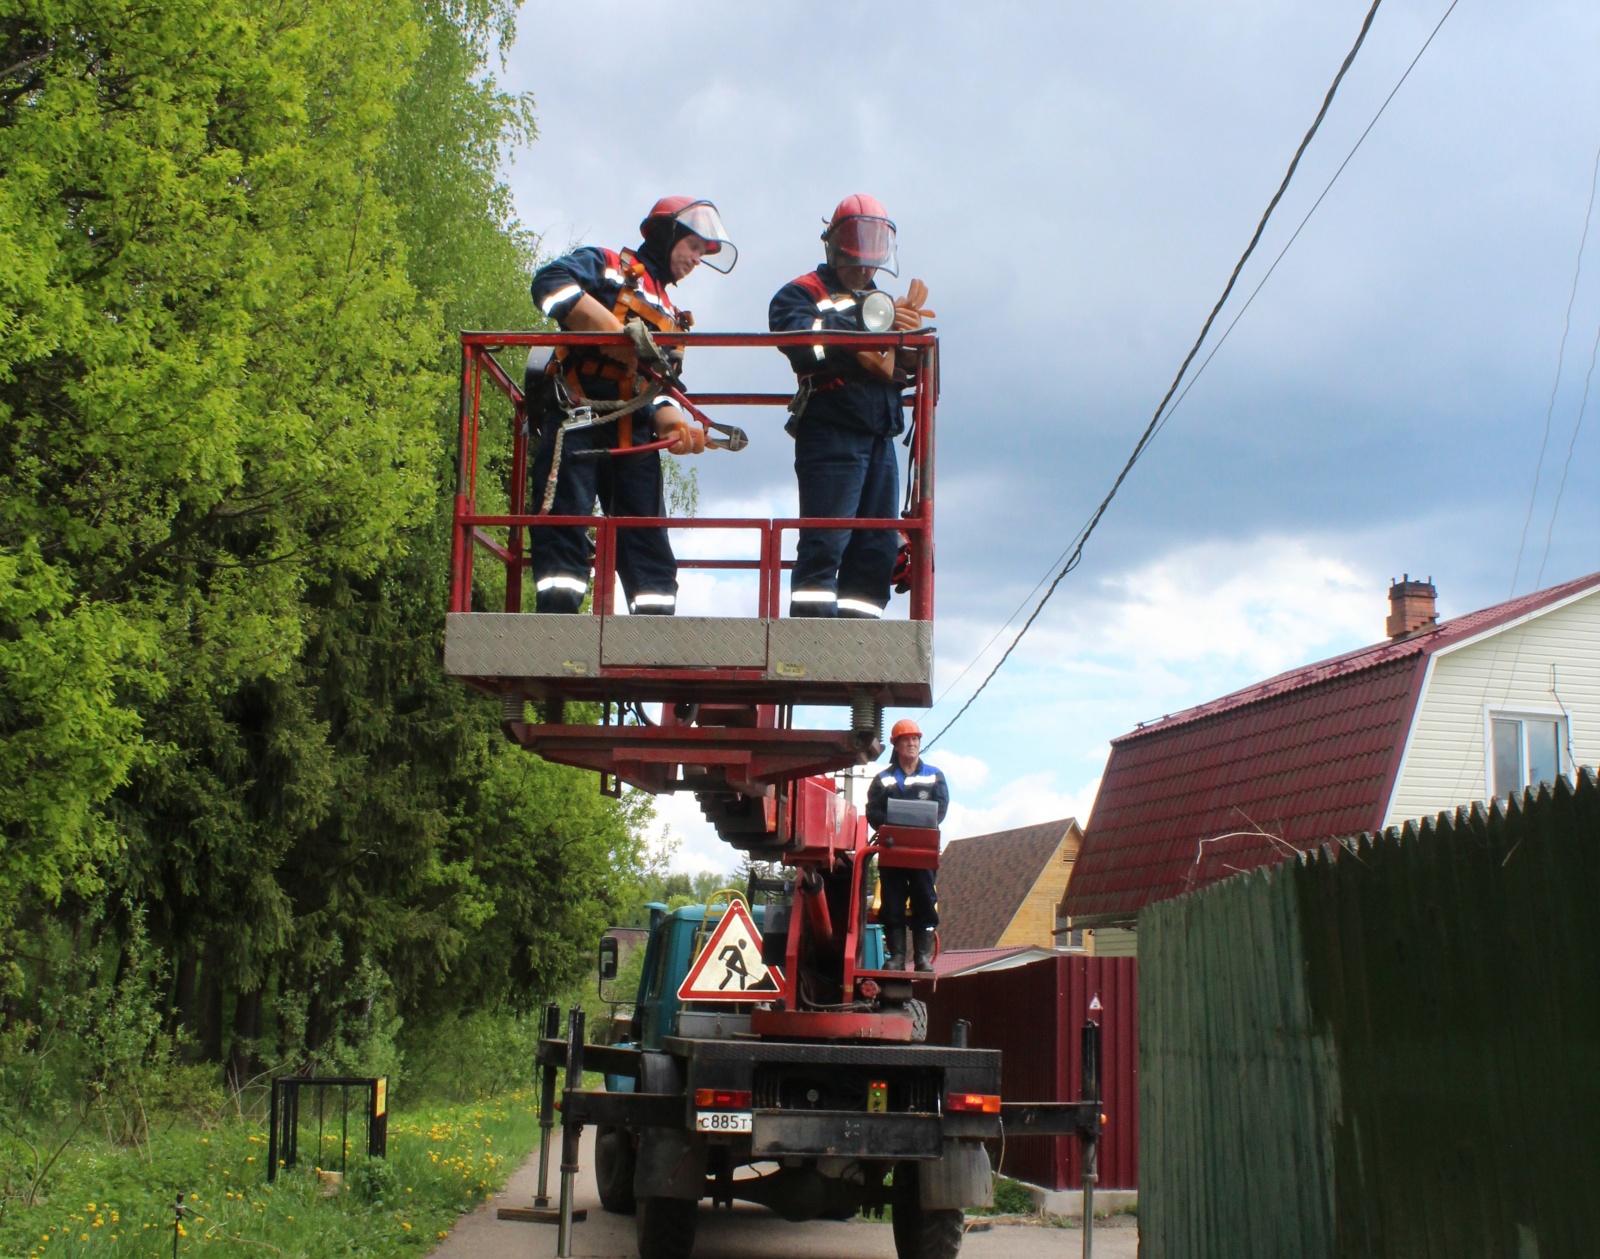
[823,193,898,277]
[640,196,738,273]
[890,718,922,742]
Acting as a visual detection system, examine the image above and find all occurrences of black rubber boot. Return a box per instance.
[884,926,908,972]
[913,927,936,973]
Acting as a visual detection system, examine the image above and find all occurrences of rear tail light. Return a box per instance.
[945,1092,1001,1114]
[694,1089,752,1111]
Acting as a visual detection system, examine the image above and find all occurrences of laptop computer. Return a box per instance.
[885,797,941,829]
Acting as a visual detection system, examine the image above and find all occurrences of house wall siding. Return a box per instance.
[1386,591,1600,826]
[997,829,1080,948]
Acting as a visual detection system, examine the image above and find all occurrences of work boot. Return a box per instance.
[883,926,908,972]
[913,927,936,973]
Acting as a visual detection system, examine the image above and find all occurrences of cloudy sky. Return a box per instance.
[498,1,1600,872]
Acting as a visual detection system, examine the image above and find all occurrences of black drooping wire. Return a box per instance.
[924,0,1388,750]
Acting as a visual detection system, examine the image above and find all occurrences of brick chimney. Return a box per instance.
[1386,574,1438,640]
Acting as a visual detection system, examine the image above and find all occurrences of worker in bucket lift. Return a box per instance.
[525,198,737,614]
[866,719,949,972]
[768,194,935,618]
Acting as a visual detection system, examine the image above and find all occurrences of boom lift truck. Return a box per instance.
[444,325,1104,1259]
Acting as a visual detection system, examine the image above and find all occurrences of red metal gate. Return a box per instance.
[926,955,1138,1191]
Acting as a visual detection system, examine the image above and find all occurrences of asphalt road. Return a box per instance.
[428,1129,1139,1259]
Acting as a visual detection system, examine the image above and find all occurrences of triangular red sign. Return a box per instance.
[677,901,783,1002]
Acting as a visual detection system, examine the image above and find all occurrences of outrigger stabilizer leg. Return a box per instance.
[535,1002,560,1207]
[557,1007,586,1258]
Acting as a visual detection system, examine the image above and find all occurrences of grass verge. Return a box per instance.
[2,1095,542,1259]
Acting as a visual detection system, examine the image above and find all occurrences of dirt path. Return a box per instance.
[428,1130,1138,1259]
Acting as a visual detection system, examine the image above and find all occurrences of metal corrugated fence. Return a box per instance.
[1140,769,1600,1258]
[926,955,1138,1190]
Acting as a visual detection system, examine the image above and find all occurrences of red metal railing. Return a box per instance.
[450,330,939,621]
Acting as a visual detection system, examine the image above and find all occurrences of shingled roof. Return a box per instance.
[936,820,1074,949]
[1063,569,1600,925]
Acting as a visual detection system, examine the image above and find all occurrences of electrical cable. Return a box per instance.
[1509,132,1600,598]
[931,0,1465,726]
[925,0,1392,749]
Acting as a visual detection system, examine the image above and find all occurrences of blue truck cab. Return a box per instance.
[604,903,887,1091]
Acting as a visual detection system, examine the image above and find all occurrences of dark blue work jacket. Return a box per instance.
[768,264,904,438]
[865,757,950,831]
[530,245,686,404]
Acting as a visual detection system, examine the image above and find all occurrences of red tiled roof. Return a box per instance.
[936,820,1075,949]
[932,945,1039,977]
[1063,570,1600,924]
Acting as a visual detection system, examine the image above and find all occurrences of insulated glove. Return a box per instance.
[655,408,707,456]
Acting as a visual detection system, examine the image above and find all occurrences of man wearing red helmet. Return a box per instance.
[525,198,736,614]
[768,195,934,619]
[865,718,949,972]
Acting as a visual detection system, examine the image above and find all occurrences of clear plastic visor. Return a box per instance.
[675,202,737,273]
[826,216,898,277]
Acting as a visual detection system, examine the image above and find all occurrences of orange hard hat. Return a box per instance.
[890,719,922,741]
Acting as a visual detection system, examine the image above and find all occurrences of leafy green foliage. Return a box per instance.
[0,1097,542,1257]
[0,0,661,1212]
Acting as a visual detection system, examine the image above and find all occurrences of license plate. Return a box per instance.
[694,1111,753,1134]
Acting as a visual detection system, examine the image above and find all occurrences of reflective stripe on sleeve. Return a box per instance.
[539,284,583,315]
[836,597,884,618]
[811,317,826,361]
[536,575,588,594]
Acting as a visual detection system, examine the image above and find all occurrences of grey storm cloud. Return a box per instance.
[502,0,1600,709]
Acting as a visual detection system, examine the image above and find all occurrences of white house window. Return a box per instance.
[1489,713,1565,799]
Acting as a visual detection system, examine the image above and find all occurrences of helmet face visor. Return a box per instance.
[674,201,737,273]
[826,215,898,277]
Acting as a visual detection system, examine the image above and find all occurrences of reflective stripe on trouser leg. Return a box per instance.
[600,447,678,615]
[792,421,876,617]
[789,589,837,618]
[835,433,900,616]
[529,400,602,612]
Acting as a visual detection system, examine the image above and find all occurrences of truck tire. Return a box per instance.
[908,998,928,1043]
[595,1125,637,1215]
[635,1195,697,1259]
[891,1162,964,1259]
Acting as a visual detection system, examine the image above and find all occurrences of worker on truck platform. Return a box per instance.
[525,197,737,615]
[866,718,948,972]
[768,194,935,619]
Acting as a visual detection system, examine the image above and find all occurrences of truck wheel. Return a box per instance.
[908,998,928,1043]
[635,1195,697,1259]
[595,1125,637,1215]
[891,1162,964,1259]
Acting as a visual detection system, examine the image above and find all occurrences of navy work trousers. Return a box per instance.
[526,401,678,614]
[879,866,938,931]
[790,422,899,618]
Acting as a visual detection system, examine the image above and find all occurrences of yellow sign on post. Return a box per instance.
[375,1078,387,1118]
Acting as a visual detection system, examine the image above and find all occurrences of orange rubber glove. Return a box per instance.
[655,405,707,455]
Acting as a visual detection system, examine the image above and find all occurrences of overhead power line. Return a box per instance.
[927,0,1461,750]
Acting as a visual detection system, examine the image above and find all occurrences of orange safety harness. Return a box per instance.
[549,248,691,449]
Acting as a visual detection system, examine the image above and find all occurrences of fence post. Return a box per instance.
[266,1079,279,1184]
[1081,1017,1101,1259]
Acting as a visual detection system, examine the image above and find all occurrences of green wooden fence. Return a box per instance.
[1140,770,1600,1258]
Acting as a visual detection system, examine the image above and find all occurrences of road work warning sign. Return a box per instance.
[677,901,782,1002]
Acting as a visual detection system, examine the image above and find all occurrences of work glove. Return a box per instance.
[893,279,936,331]
[624,318,673,373]
[655,406,707,456]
